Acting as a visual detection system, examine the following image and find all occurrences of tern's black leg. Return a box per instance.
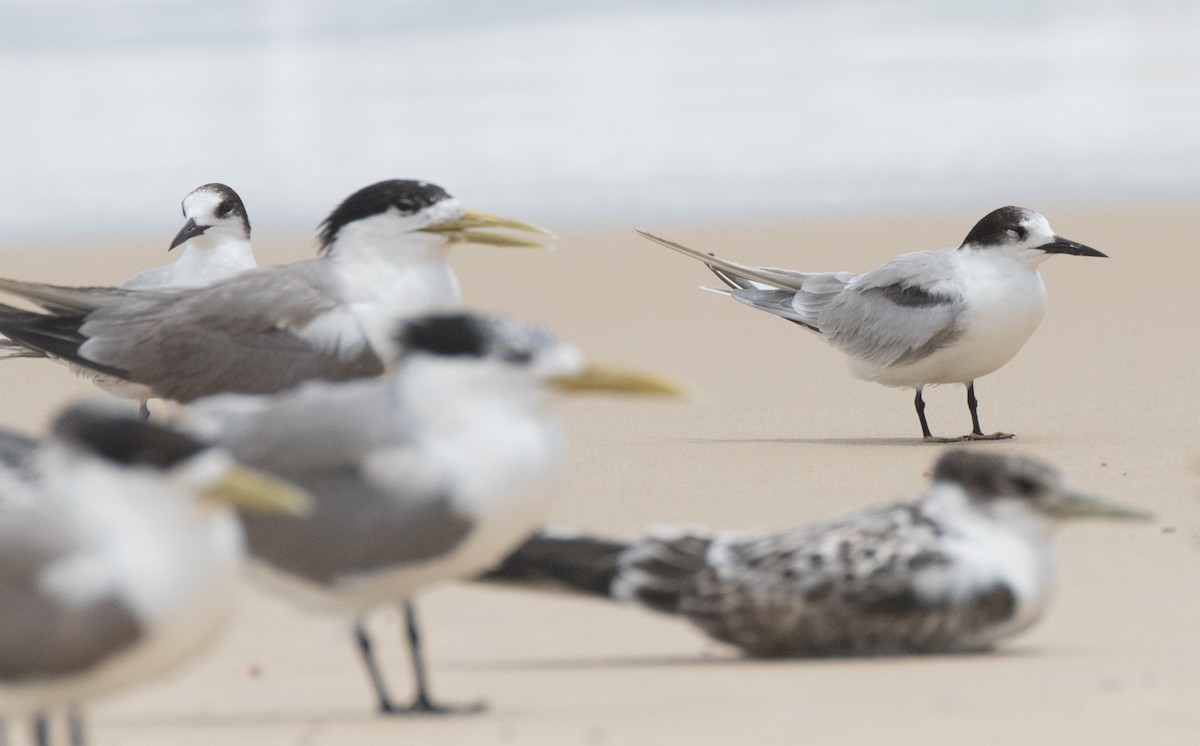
[397,601,484,715]
[354,616,400,714]
[915,389,937,440]
[967,381,984,435]
[33,713,50,746]
[961,381,1014,441]
[355,607,482,716]
[68,706,85,746]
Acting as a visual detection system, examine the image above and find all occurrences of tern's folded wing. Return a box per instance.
[75,263,384,401]
[819,251,964,368]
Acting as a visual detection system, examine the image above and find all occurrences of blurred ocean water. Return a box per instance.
[1,0,1198,241]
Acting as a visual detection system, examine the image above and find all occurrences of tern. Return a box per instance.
[124,182,257,289]
[0,403,309,746]
[483,450,1149,657]
[637,206,1106,440]
[0,179,551,405]
[0,183,258,416]
[178,311,683,714]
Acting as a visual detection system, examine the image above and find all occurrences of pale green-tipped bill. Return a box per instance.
[1049,491,1153,522]
[424,209,555,248]
[553,363,688,398]
[203,465,314,516]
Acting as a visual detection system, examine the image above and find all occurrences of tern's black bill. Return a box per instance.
[169,218,208,250]
[1040,237,1106,257]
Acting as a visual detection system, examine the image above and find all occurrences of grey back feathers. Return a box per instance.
[818,252,964,367]
[82,265,382,401]
[240,472,473,586]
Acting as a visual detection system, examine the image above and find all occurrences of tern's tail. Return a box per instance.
[481,527,714,616]
[481,530,629,597]
[0,305,125,377]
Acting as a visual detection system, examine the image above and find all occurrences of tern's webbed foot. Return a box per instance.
[380,696,486,717]
[922,432,1015,443]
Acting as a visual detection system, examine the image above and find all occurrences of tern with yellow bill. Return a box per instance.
[0,179,552,405]
[0,402,309,746]
[179,311,684,715]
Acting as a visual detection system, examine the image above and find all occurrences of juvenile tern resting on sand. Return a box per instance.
[638,206,1105,441]
[0,179,551,405]
[0,403,308,746]
[179,312,682,714]
[484,450,1149,656]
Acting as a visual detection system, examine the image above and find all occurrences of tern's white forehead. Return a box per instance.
[181,184,240,223]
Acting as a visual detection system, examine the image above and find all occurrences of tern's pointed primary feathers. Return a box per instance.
[483,450,1148,657]
[638,207,1106,440]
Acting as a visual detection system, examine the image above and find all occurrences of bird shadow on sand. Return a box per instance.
[667,436,949,448]
[441,645,1040,674]
[95,708,386,730]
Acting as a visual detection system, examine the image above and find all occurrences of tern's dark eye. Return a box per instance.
[501,348,534,364]
[217,200,235,217]
[1010,476,1038,496]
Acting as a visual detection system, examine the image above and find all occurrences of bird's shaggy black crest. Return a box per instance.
[317,180,451,252]
[400,314,490,359]
[52,406,208,469]
[959,206,1029,248]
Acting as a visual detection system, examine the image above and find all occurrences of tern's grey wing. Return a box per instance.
[76,262,384,402]
[239,466,473,586]
[194,377,473,584]
[186,376,410,474]
[818,251,964,367]
[633,504,1015,656]
[0,505,143,680]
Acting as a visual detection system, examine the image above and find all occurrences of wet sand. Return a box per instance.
[1,203,1198,744]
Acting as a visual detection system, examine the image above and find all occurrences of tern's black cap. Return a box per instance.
[959,206,1030,248]
[318,180,452,253]
[397,313,554,365]
[52,404,209,470]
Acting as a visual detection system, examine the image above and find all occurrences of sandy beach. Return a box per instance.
[1,203,1198,745]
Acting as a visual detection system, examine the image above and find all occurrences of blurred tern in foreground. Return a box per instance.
[0,183,257,416]
[638,206,1106,441]
[0,403,309,746]
[179,312,683,714]
[0,179,551,406]
[484,450,1149,657]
